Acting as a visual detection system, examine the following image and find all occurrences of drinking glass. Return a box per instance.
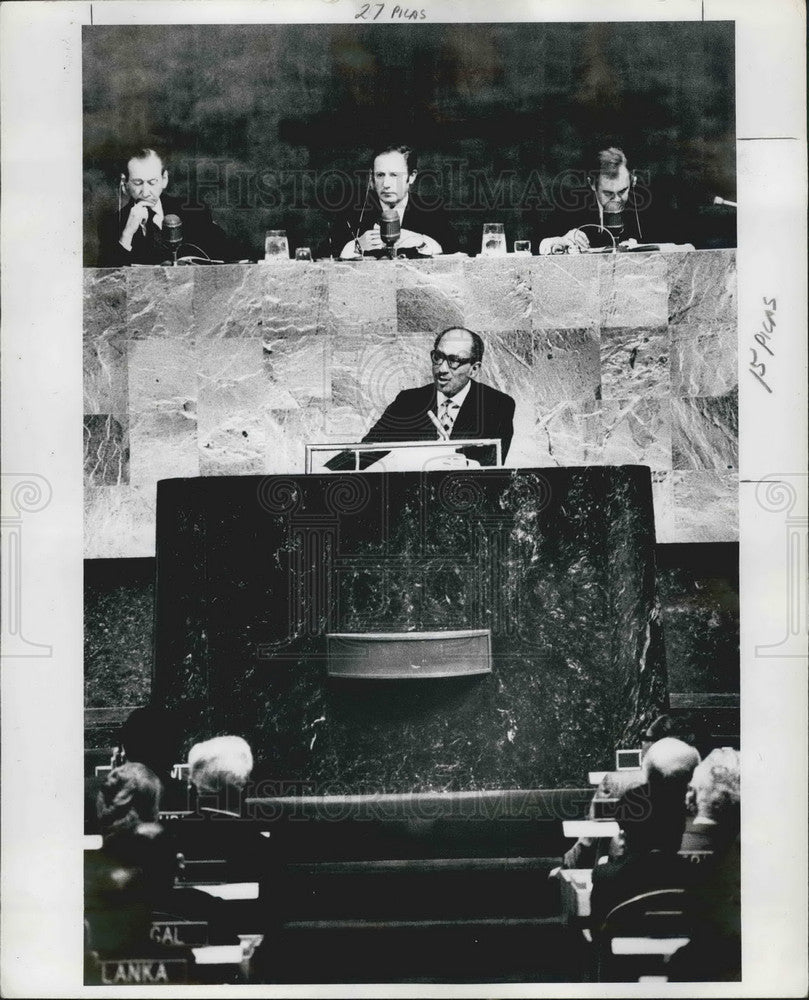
[480,223,507,256]
[513,240,532,255]
[295,247,313,261]
[264,230,290,262]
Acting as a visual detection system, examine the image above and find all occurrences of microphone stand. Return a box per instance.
[572,223,618,253]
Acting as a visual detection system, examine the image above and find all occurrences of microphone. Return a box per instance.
[163,214,183,267]
[164,214,183,247]
[602,205,624,238]
[712,196,737,208]
[380,208,400,251]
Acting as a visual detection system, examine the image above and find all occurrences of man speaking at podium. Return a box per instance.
[325,327,515,471]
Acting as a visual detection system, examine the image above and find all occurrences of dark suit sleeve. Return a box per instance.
[424,205,459,255]
[97,203,235,266]
[458,389,515,466]
[406,202,459,255]
[588,863,611,931]
[498,394,516,461]
[98,211,136,267]
[323,393,407,471]
[180,206,237,262]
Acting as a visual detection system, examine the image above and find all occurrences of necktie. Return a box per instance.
[140,207,157,238]
[440,399,458,436]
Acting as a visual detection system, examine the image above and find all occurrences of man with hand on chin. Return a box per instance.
[325,327,515,470]
[98,147,234,266]
[336,144,459,260]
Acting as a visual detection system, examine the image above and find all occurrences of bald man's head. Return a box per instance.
[643,737,701,784]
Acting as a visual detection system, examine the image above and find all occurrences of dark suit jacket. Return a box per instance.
[590,849,697,931]
[322,193,460,259]
[325,379,515,471]
[667,835,740,981]
[98,194,235,267]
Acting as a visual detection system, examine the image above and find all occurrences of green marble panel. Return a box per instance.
[154,467,666,790]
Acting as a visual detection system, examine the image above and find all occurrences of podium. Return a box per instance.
[154,465,666,790]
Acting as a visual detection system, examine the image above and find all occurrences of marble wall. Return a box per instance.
[82,543,740,718]
[658,542,740,694]
[84,250,737,557]
[84,558,155,708]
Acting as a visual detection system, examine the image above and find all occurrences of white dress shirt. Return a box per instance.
[436,379,472,436]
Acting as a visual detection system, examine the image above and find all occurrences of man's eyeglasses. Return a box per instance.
[430,350,474,370]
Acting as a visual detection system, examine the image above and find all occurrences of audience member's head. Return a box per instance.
[643,736,701,787]
[609,738,700,855]
[188,735,253,810]
[687,747,741,840]
[96,762,161,839]
[118,705,182,780]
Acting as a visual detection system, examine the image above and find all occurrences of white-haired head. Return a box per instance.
[687,747,740,825]
[188,735,253,795]
[643,736,701,785]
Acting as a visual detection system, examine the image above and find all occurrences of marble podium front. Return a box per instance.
[154,466,666,792]
[84,251,738,557]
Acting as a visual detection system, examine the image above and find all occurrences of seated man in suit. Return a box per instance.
[98,147,236,266]
[167,735,285,943]
[668,747,741,981]
[681,746,740,857]
[325,327,515,470]
[537,146,668,254]
[562,735,701,870]
[589,777,698,934]
[331,144,459,259]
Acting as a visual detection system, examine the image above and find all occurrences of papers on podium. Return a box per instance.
[306,438,501,473]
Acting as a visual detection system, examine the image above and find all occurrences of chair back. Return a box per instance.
[597,888,692,982]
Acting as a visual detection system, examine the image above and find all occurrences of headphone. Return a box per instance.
[117,174,127,220]
[588,168,643,241]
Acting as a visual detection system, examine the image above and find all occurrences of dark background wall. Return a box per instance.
[83,20,736,263]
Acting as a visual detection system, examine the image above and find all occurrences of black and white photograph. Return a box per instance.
[0,0,806,995]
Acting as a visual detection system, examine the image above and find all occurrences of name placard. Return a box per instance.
[99,958,188,984]
[150,920,208,947]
